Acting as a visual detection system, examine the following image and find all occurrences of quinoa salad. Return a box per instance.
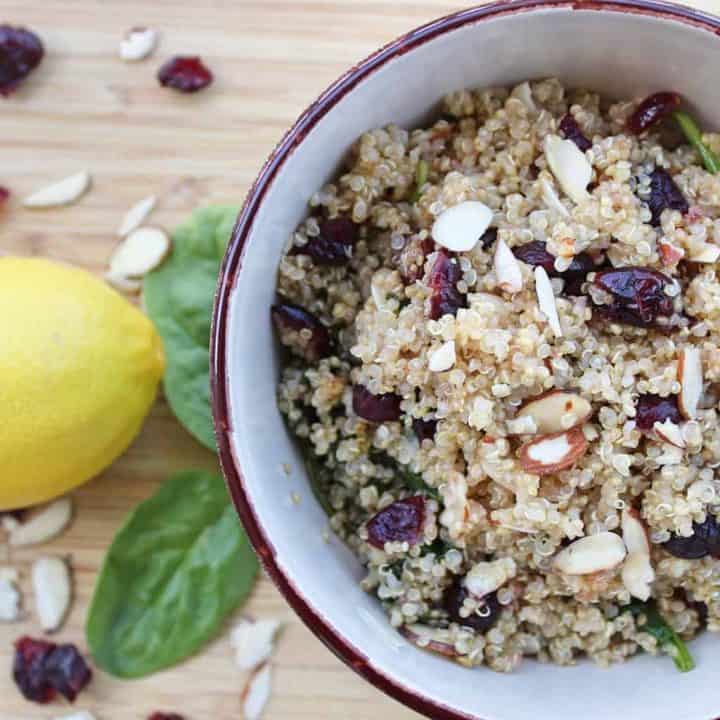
[271,78,720,672]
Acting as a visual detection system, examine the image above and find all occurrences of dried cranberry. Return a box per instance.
[0,25,43,97]
[635,393,682,431]
[444,579,501,632]
[0,186,9,204]
[513,241,594,295]
[664,515,720,560]
[627,92,681,135]
[157,56,213,93]
[292,217,358,266]
[413,417,437,443]
[366,496,425,548]
[646,168,689,227]
[592,266,674,328]
[427,249,467,319]
[271,302,332,362]
[13,637,91,704]
[149,714,185,720]
[559,114,592,152]
[352,385,402,423]
[513,240,555,273]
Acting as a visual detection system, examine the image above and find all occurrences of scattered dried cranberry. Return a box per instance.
[157,56,213,93]
[353,385,402,423]
[412,417,437,443]
[559,114,592,152]
[627,92,681,135]
[664,515,720,560]
[292,217,358,266]
[0,25,43,97]
[513,241,594,295]
[646,168,689,227]
[513,240,555,273]
[271,302,332,362]
[149,714,185,720]
[444,579,501,632]
[592,266,674,328]
[635,393,682,431]
[13,637,92,704]
[366,496,425,548]
[427,249,467,319]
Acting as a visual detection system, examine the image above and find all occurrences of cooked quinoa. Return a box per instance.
[272,78,720,672]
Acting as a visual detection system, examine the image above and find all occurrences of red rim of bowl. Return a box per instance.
[211,1,720,718]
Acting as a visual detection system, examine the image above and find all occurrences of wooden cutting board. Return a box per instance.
[1,1,718,718]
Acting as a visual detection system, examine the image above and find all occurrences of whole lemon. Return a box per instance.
[0,257,165,510]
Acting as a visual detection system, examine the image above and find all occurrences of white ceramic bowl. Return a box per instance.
[211,2,720,718]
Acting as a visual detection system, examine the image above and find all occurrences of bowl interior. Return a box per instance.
[218,4,720,719]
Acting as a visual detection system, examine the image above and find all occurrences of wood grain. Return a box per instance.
[1,0,719,718]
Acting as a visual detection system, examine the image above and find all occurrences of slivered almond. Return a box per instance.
[621,508,650,555]
[678,346,702,419]
[242,663,272,720]
[689,243,720,264]
[0,570,20,622]
[23,171,91,208]
[119,27,158,61]
[231,618,282,671]
[540,177,570,217]
[8,498,73,547]
[519,428,588,475]
[622,552,654,601]
[653,419,685,448]
[544,134,592,204]
[464,558,516,598]
[118,195,157,237]
[109,226,171,278]
[494,237,523,293]
[431,201,493,253]
[553,532,627,575]
[535,266,562,337]
[428,340,456,372]
[517,390,592,434]
[401,624,458,657]
[32,556,72,633]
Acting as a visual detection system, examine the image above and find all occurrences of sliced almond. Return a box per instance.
[553,532,627,575]
[104,270,143,294]
[519,427,588,475]
[118,195,157,237]
[23,171,91,208]
[544,134,592,204]
[401,624,458,657]
[242,663,272,720]
[516,390,592,434]
[621,508,650,555]
[431,201,493,253]
[494,237,523,293]
[32,556,72,633]
[689,243,720,264]
[109,226,171,278]
[653,419,686,449]
[231,618,282,671]
[535,266,562,337]
[510,81,537,113]
[540,178,570,217]
[622,552,654,601]
[0,571,20,622]
[119,27,159,61]
[678,346,703,419]
[464,557,516,598]
[8,498,73,547]
[428,340,456,372]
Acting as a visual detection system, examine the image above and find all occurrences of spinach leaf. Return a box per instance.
[624,600,695,672]
[401,467,440,500]
[144,206,239,450]
[86,469,258,678]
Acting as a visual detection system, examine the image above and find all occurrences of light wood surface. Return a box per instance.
[1,1,719,719]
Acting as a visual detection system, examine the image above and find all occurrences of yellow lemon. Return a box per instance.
[0,257,164,510]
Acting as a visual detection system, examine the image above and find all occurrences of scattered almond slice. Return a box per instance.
[23,171,91,208]
[231,618,282,671]
[516,390,592,434]
[689,243,720,264]
[494,237,523,293]
[519,427,588,475]
[535,266,562,337]
[119,27,159,61]
[540,178,570,217]
[510,81,537,113]
[622,552,654,601]
[109,226,171,278]
[553,532,627,575]
[118,195,157,237]
[431,201,493,253]
[464,558,516,598]
[621,508,650,555]
[678,346,702,419]
[401,624,458,657]
[0,569,20,622]
[104,270,143,294]
[32,556,72,633]
[544,134,592,204]
[242,663,272,720]
[428,340,456,372]
[8,497,73,547]
[653,419,686,449]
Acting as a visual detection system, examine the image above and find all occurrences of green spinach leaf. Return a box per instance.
[144,206,239,450]
[86,469,258,678]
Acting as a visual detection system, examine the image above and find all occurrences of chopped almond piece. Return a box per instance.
[516,390,592,434]
[621,508,650,556]
[653,419,685,449]
[553,532,627,575]
[494,238,523,293]
[678,346,703,419]
[519,428,588,475]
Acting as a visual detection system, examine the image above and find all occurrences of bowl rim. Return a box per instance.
[211,1,720,718]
